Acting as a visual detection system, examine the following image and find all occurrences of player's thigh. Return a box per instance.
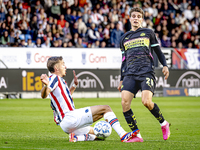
[140,76,156,94]
[121,76,141,96]
[60,107,93,134]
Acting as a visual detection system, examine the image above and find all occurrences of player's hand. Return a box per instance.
[117,81,123,92]
[162,66,169,80]
[40,74,49,85]
[73,70,78,86]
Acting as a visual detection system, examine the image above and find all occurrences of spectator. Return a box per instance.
[77,17,87,37]
[101,4,109,15]
[183,5,194,21]
[60,0,68,15]
[110,22,124,48]
[63,32,72,43]
[67,40,75,48]
[65,8,73,24]
[161,35,171,48]
[100,40,106,48]
[71,0,80,12]
[71,22,78,38]
[50,0,61,19]
[37,8,47,22]
[75,37,84,48]
[88,23,100,43]
[34,38,42,47]
[62,21,71,35]
[90,9,103,25]
[0,7,6,22]
[72,32,79,45]
[26,38,35,47]
[92,40,100,48]
[57,14,66,28]
[0,0,7,14]
[34,0,44,14]
[1,30,10,46]
[62,41,67,47]
[19,39,26,47]
[9,30,15,44]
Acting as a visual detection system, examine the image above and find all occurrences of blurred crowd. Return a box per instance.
[0,0,199,48]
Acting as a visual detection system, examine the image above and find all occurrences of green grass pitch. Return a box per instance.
[0,97,200,150]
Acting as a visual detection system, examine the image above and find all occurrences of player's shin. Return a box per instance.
[123,109,138,131]
[150,103,165,123]
[104,112,126,138]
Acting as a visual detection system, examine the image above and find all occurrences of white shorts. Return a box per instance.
[60,107,93,135]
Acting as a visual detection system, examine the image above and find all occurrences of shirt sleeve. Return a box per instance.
[48,75,58,92]
[120,34,126,81]
[150,30,167,67]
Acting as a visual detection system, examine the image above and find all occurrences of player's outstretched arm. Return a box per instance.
[40,74,51,99]
[70,70,78,95]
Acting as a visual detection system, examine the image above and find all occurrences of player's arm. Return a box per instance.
[70,70,78,95]
[150,30,169,80]
[118,35,126,92]
[153,46,169,80]
[40,74,51,99]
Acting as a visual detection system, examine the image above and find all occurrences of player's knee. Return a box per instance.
[104,105,112,112]
[121,99,128,107]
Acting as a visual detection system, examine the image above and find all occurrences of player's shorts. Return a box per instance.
[121,75,156,97]
[60,107,93,135]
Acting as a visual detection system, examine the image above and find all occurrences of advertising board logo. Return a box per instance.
[0,77,7,89]
[175,71,200,88]
[22,70,42,91]
[81,52,86,65]
[26,51,31,65]
[89,53,107,63]
[70,71,104,89]
[34,53,51,63]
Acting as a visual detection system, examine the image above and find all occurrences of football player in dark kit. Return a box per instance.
[118,7,170,142]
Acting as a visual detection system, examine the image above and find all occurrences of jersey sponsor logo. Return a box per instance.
[124,37,149,50]
[140,33,145,36]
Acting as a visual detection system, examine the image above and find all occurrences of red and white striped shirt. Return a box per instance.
[48,74,75,124]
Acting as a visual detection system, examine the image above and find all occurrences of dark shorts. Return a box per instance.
[121,75,156,97]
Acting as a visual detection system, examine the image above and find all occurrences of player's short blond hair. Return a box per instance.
[129,7,144,18]
[47,56,63,73]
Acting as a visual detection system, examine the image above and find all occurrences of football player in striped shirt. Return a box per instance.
[118,7,170,142]
[40,56,139,142]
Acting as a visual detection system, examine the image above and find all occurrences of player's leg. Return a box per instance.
[69,126,97,142]
[90,105,139,142]
[141,77,170,140]
[120,76,140,133]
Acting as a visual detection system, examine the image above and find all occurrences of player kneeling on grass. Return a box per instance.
[40,56,139,142]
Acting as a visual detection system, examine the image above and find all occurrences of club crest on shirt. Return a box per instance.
[140,33,145,36]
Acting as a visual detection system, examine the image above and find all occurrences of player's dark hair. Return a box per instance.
[129,7,144,18]
[47,56,63,73]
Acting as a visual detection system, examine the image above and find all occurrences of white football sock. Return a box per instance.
[104,112,126,138]
[76,134,96,141]
[160,120,167,126]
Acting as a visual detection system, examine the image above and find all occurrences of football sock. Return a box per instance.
[104,112,126,138]
[150,103,165,123]
[123,109,138,131]
[160,120,167,126]
[76,134,96,141]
